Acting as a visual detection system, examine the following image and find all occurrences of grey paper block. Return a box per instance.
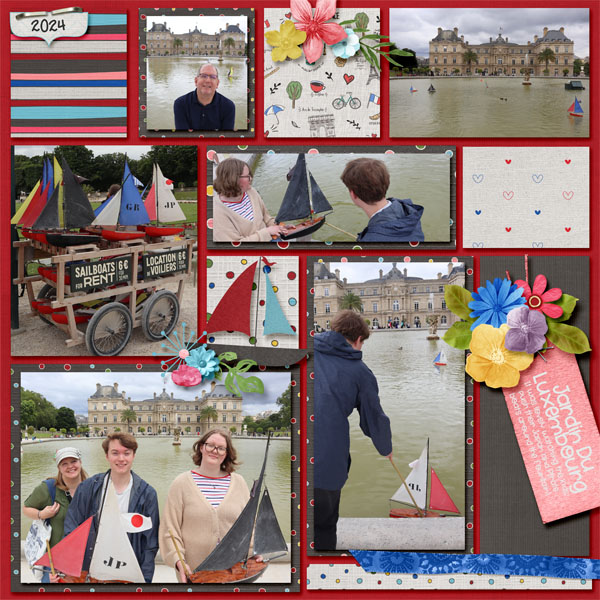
[479,255,589,556]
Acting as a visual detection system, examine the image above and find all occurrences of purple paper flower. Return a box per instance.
[504,305,548,354]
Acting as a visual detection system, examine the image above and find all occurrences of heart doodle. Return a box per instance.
[503,191,514,200]
[532,242,544,248]
[505,227,512,232]
[472,174,484,184]
[505,159,511,164]
[472,242,484,248]
[532,174,544,183]
[562,191,574,200]
[565,159,571,164]
[343,73,355,84]
[565,227,571,232]
[475,210,482,215]
[535,210,541,215]
[285,11,292,18]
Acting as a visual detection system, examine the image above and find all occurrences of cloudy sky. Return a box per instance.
[15,146,151,160]
[390,8,589,58]
[20,371,290,416]
[147,15,247,39]
[326,260,463,284]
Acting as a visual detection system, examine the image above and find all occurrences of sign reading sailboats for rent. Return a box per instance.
[142,249,188,279]
[70,257,133,292]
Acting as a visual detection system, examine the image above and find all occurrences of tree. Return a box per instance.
[20,389,57,430]
[537,48,556,74]
[462,49,478,73]
[230,426,237,434]
[94,427,100,435]
[223,37,236,55]
[70,427,77,435]
[120,408,137,432]
[185,426,191,434]
[114,427,121,432]
[60,428,67,436]
[139,427,146,434]
[173,38,183,55]
[27,426,35,436]
[56,406,77,431]
[200,406,218,430]
[49,427,57,436]
[340,292,361,312]
[276,384,292,429]
[286,81,303,109]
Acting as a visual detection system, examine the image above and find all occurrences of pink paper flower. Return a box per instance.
[291,0,347,64]
[171,364,202,387]
[514,274,563,319]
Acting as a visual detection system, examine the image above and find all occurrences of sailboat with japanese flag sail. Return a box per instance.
[141,163,186,237]
[206,257,296,339]
[389,439,461,518]
[35,482,147,583]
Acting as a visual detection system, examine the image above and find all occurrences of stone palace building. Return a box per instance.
[147,21,245,57]
[429,26,575,76]
[87,381,242,436]
[314,262,465,331]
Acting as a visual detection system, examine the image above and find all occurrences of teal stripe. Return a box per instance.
[88,14,127,26]
[11,106,126,119]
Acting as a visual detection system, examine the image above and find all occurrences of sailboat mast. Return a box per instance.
[154,163,160,226]
[253,261,262,343]
[305,158,314,216]
[425,438,430,513]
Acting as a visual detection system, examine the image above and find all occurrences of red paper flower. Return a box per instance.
[171,364,202,387]
[514,274,563,318]
[291,0,347,64]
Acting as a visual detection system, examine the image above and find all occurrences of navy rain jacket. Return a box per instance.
[357,197,425,242]
[63,471,159,583]
[314,331,393,491]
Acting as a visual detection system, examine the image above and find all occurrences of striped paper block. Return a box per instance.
[10,13,127,138]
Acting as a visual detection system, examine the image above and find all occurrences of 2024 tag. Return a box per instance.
[10,9,89,45]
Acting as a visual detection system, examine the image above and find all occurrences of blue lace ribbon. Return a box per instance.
[350,551,600,579]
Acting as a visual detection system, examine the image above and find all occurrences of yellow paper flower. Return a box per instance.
[466,324,534,389]
[265,20,307,62]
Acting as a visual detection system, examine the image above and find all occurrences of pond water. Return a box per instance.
[146,57,248,131]
[21,437,290,541]
[390,77,589,137]
[216,152,450,242]
[339,330,465,518]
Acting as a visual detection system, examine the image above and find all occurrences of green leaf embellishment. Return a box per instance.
[218,351,237,362]
[547,293,578,323]
[234,359,255,374]
[443,321,473,350]
[546,322,591,354]
[236,375,265,394]
[445,285,475,322]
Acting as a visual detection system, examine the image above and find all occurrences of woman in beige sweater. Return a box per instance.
[213,158,288,242]
[159,429,260,582]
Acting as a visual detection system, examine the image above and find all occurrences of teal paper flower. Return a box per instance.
[331,28,360,59]
[185,346,220,381]
[468,278,525,330]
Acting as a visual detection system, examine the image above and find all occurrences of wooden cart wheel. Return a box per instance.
[141,290,180,341]
[85,302,133,356]
[36,283,56,325]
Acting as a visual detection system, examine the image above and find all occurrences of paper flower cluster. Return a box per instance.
[443,273,590,389]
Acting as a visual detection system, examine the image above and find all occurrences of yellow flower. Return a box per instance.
[466,324,534,389]
[265,20,307,62]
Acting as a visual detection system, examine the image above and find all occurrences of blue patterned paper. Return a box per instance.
[351,551,600,579]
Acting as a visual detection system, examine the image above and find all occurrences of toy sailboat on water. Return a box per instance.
[36,482,148,583]
[187,433,288,583]
[206,257,296,340]
[433,350,447,366]
[428,84,436,93]
[568,97,584,117]
[390,440,461,518]
[275,153,332,240]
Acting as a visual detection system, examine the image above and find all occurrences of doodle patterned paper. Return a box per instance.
[206,256,299,349]
[307,564,591,590]
[10,13,127,137]
[264,8,380,138]
[462,147,589,248]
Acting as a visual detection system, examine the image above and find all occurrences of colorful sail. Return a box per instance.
[118,160,150,226]
[390,442,428,509]
[35,517,92,577]
[429,468,460,514]
[20,184,49,228]
[11,180,40,225]
[206,261,258,336]
[61,158,96,228]
[263,271,295,335]
[144,163,185,223]
[568,97,583,116]
[88,482,145,582]
[434,351,447,366]
[92,188,122,225]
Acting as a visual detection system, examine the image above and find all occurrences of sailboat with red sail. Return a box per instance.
[389,439,461,518]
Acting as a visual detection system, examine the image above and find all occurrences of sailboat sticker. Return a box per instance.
[206,258,296,341]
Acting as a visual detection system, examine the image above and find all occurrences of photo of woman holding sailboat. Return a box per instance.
[22,447,88,582]
[159,429,262,583]
[213,158,289,241]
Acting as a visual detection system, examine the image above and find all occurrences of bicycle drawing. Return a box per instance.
[331,93,361,110]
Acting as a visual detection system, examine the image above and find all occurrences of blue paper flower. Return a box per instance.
[468,278,525,331]
[185,345,220,381]
[331,28,360,59]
